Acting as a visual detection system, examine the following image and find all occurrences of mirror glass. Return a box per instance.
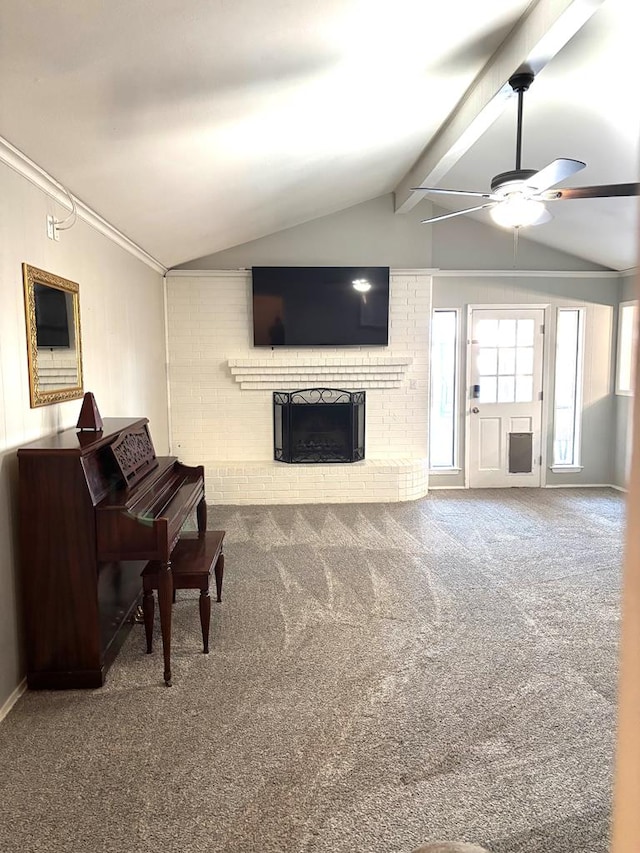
[22,263,84,407]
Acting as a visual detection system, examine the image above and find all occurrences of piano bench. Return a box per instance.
[141,530,225,656]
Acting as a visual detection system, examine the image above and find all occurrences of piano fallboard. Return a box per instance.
[96,457,205,562]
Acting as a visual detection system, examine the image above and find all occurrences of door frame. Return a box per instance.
[464,303,552,488]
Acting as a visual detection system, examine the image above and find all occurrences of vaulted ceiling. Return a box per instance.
[0,0,637,270]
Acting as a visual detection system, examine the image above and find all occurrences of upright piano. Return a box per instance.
[18,418,205,688]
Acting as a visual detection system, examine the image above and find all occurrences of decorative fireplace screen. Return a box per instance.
[273,388,365,463]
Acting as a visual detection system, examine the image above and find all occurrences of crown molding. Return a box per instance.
[166,269,251,277]
[391,269,438,275]
[0,136,166,275]
[167,268,437,277]
[168,267,621,280]
[433,268,621,278]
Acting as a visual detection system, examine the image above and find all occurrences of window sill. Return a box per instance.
[549,465,584,473]
[429,467,462,474]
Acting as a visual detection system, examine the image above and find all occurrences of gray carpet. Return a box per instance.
[0,488,623,853]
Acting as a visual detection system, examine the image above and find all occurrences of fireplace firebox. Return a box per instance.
[273,388,365,463]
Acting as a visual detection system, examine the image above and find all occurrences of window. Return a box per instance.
[553,308,584,468]
[429,310,457,468]
[475,317,535,403]
[616,301,638,396]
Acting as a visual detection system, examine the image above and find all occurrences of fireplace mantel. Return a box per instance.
[227,355,412,390]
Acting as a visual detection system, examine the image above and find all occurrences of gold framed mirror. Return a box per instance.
[22,263,84,407]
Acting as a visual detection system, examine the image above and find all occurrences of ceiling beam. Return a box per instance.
[394,0,606,214]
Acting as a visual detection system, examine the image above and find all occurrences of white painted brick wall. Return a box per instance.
[166,271,431,503]
[37,348,78,388]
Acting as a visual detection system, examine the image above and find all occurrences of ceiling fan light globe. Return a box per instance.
[490,198,547,229]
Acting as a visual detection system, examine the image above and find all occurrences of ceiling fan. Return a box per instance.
[413,71,640,229]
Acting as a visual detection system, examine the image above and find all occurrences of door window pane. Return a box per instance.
[553,308,583,466]
[478,348,498,375]
[429,310,457,468]
[498,319,516,347]
[498,348,516,375]
[516,347,534,375]
[498,376,515,403]
[476,318,498,346]
[480,376,497,403]
[517,319,535,346]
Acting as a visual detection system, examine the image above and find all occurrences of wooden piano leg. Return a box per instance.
[199,587,211,653]
[142,587,155,654]
[157,561,173,686]
[197,498,207,534]
[214,552,225,603]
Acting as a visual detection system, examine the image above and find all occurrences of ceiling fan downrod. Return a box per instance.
[510,72,534,170]
[490,71,536,193]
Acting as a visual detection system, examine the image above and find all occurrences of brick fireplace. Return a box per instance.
[166,270,432,504]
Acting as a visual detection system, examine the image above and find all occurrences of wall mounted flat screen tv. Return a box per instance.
[252,266,390,347]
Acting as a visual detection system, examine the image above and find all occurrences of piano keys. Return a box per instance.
[18,417,205,688]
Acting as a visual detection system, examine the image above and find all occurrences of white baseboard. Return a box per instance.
[431,483,620,492]
[428,485,467,490]
[0,679,27,724]
[544,483,620,489]
[432,483,623,493]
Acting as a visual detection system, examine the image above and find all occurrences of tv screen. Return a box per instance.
[252,266,390,347]
[34,284,70,348]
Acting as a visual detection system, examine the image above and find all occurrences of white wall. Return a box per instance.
[431,205,610,272]
[166,271,431,503]
[430,272,621,488]
[177,194,607,273]
[179,195,433,270]
[0,160,168,714]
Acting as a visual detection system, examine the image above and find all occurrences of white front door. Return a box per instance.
[468,308,545,488]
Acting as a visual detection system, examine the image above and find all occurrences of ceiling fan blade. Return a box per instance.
[412,186,496,200]
[524,158,586,192]
[421,203,496,225]
[541,182,640,200]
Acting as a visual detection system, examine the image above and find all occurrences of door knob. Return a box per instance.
[471,406,480,414]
